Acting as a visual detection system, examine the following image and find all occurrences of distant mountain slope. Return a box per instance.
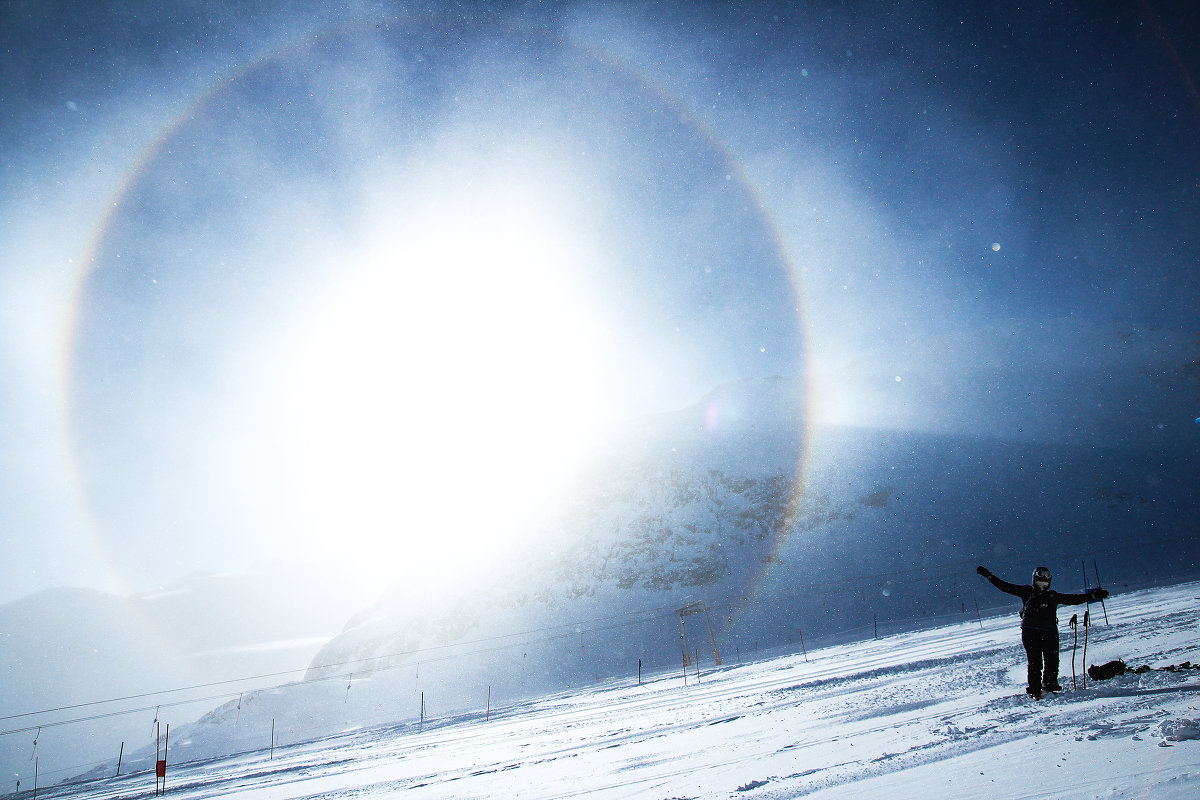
[302,376,807,684]
[0,567,362,788]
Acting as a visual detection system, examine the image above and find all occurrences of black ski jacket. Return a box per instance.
[984,575,1101,633]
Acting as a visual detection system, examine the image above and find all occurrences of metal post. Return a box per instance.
[679,616,691,669]
[700,603,722,666]
[799,629,807,662]
[1081,561,1091,615]
[1093,560,1110,625]
[155,720,162,795]
[116,741,123,777]
[163,724,169,794]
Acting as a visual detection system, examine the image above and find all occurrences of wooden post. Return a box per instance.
[694,648,701,683]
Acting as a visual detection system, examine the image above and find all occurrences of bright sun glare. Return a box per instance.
[279,189,615,591]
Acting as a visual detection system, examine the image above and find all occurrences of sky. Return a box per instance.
[2,0,1198,605]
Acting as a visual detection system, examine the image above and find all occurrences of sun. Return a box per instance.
[277,188,616,593]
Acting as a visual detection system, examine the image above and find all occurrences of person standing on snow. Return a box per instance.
[976,565,1109,698]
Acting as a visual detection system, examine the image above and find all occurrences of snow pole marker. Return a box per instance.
[154,721,168,796]
[1093,559,1110,626]
[486,687,491,723]
[270,719,275,761]
[32,756,37,800]
[163,724,169,794]
[799,629,808,662]
[116,741,123,777]
[154,720,162,794]
[1069,614,1079,691]
[974,597,982,630]
[1081,610,1090,689]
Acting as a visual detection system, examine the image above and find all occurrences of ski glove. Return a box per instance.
[976,566,991,578]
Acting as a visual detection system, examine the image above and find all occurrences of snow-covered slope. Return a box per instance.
[58,580,1200,799]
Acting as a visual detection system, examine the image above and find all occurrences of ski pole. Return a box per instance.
[1081,609,1090,688]
[1069,614,1078,690]
[1093,559,1110,626]
[1081,561,1090,614]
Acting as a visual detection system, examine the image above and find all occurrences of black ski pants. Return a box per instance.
[1022,628,1060,691]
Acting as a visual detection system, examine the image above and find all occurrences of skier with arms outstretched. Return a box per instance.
[976,565,1109,698]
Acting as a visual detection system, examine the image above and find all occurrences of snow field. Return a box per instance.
[38,582,1200,800]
